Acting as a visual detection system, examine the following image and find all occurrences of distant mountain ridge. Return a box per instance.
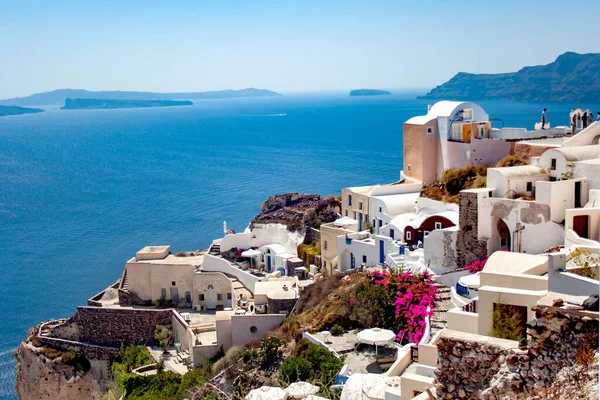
[0,88,281,107]
[419,52,600,102]
[61,98,193,110]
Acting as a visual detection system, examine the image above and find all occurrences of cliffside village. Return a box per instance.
[32,101,600,400]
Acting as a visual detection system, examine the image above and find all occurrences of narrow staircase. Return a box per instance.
[209,243,221,255]
[121,269,129,290]
[430,281,453,339]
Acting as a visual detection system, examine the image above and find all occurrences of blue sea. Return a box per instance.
[1,93,599,399]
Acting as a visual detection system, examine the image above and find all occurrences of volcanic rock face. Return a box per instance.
[14,342,112,400]
[250,193,340,243]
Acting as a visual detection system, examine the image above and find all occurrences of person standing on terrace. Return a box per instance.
[572,113,577,135]
[541,108,547,129]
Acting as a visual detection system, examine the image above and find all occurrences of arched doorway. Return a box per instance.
[496,218,511,251]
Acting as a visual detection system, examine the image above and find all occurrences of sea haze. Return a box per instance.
[1,93,600,398]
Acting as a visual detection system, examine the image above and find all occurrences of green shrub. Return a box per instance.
[496,155,528,168]
[62,346,90,372]
[279,357,312,384]
[442,165,487,195]
[489,303,526,341]
[40,346,63,360]
[242,349,258,363]
[121,370,181,400]
[330,324,344,336]
[176,368,205,399]
[259,336,281,368]
[155,325,173,353]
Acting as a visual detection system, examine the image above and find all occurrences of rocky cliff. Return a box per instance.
[250,193,340,244]
[420,52,600,102]
[14,340,112,400]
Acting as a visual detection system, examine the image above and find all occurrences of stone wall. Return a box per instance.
[117,289,149,306]
[456,191,488,266]
[480,304,599,399]
[434,330,514,399]
[74,307,173,346]
[267,297,297,315]
[37,335,119,361]
[435,304,599,400]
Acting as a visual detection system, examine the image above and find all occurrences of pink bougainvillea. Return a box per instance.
[368,269,436,344]
[464,258,488,274]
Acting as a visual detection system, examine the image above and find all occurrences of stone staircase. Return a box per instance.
[388,254,406,269]
[120,269,129,290]
[430,281,453,339]
[209,243,221,255]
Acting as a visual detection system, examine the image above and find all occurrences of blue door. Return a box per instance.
[379,240,385,263]
[267,256,271,272]
[350,253,355,269]
[277,267,286,276]
[359,213,363,230]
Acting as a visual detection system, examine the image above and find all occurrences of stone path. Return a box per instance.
[430,281,453,340]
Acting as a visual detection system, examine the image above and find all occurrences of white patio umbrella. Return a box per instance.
[334,216,358,227]
[246,386,288,400]
[356,328,396,355]
[241,249,261,269]
[285,382,320,399]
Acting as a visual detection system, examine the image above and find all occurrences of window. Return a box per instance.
[324,241,328,251]
[348,194,352,206]
[390,229,395,239]
[379,207,382,213]
[477,125,486,139]
[452,124,462,141]
[551,158,557,170]
[463,108,474,121]
[227,293,232,300]
[359,202,363,210]
[199,294,205,301]
[406,231,412,240]
[217,293,223,301]
[362,255,367,263]
[171,281,176,286]
[434,222,442,230]
[426,127,433,134]
[378,220,382,227]
[407,164,411,173]
[526,182,533,192]
[250,326,258,334]
[354,211,357,219]
[424,231,431,238]
[161,288,167,299]
[345,210,348,217]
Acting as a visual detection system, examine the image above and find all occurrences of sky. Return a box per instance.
[1,0,600,98]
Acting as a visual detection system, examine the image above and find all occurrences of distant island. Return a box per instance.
[419,52,600,102]
[0,105,44,117]
[349,89,391,97]
[0,88,281,107]
[61,98,193,110]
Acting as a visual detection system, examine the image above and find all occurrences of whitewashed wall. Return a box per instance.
[424,227,458,273]
[202,254,260,294]
[219,223,303,254]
